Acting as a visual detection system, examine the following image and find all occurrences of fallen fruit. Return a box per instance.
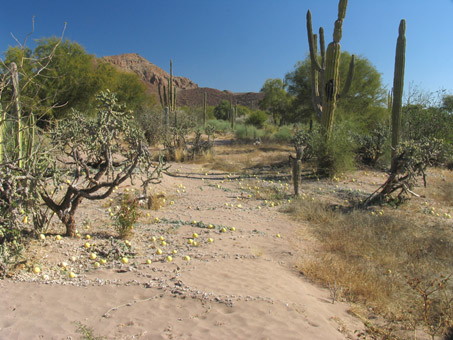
[156,249,163,255]
[208,238,214,243]
[121,257,129,264]
[89,253,97,260]
[84,242,91,249]
[33,266,41,274]
[94,262,100,268]
[166,256,173,262]
[100,259,107,265]
[146,259,152,264]
[69,272,76,278]
[39,234,46,240]
[184,255,190,261]
[56,235,62,241]
[193,233,199,238]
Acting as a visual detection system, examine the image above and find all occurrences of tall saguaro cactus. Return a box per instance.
[0,93,4,164]
[203,92,207,127]
[307,0,355,141]
[390,20,406,173]
[158,59,177,126]
[11,62,24,168]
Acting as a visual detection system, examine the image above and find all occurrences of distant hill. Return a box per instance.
[102,53,263,109]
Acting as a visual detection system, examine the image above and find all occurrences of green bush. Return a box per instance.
[206,119,231,134]
[234,124,265,141]
[111,193,141,240]
[274,125,293,142]
[354,123,389,166]
[245,110,268,128]
[308,123,357,176]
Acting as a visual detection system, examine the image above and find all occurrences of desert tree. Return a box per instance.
[40,90,164,237]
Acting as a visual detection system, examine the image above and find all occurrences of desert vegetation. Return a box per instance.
[1,1,452,339]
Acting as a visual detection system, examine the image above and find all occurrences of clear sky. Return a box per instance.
[1,0,452,95]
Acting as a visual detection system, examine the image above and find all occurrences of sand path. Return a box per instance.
[0,163,364,339]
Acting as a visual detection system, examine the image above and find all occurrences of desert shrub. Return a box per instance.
[206,119,230,134]
[273,125,293,142]
[245,110,268,128]
[162,109,196,161]
[307,123,356,176]
[234,124,265,141]
[111,193,140,239]
[188,126,215,160]
[354,123,389,167]
[135,107,165,146]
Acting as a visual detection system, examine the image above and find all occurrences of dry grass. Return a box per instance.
[203,141,292,173]
[285,194,453,338]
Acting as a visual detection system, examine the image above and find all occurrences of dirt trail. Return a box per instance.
[0,163,364,340]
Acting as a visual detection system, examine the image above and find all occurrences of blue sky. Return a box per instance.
[1,0,452,96]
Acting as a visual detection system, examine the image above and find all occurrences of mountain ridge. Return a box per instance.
[102,53,263,109]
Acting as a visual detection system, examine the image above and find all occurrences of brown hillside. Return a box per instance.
[102,53,263,109]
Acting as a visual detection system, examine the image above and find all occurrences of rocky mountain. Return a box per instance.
[102,53,263,109]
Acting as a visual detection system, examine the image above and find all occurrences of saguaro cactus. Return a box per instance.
[203,92,207,127]
[390,20,406,173]
[307,0,354,141]
[11,62,24,168]
[0,94,4,164]
[158,59,177,126]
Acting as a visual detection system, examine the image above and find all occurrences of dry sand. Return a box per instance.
[0,163,365,339]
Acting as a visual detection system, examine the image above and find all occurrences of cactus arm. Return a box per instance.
[340,54,355,98]
[338,0,348,20]
[158,83,164,108]
[306,10,322,72]
[391,19,406,171]
[319,27,326,68]
[163,84,168,109]
[309,34,323,119]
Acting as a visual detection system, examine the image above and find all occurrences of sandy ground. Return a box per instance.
[0,163,366,340]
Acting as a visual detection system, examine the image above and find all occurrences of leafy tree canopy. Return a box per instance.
[285,51,387,130]
[259,78,293,125]
[2,37,154,123]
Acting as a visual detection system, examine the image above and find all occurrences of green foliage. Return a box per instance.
[135,106,166,146]
[2,37,153,123]
[245,110,268,128]
[273,125,293,142]
[111,193,141,239]
[206,119,231,133]
[285,52,386,127]
[234,124,265,141]
[402,103,453,143]
[306,123,357,176]
[213,100,231,120]
[354,123,389,166]
[259,78,293,125]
